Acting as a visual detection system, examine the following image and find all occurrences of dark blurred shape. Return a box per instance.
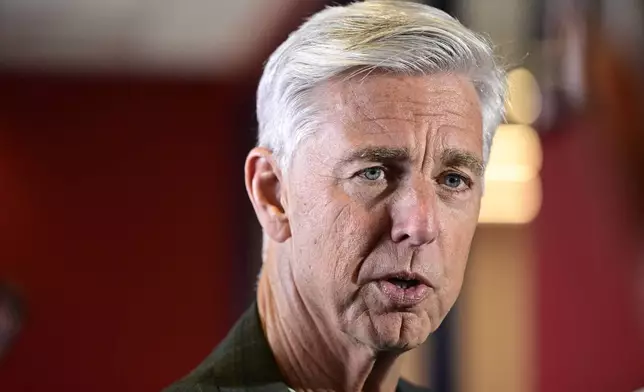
[585,0,644,223]
[584,0,644,336]
[426,0,452,15]
[0,282,23,360]
[536,1,644,391]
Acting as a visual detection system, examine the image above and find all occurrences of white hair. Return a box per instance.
[257,0,506,170]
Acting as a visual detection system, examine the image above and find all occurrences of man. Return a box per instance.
[166,1,505,391]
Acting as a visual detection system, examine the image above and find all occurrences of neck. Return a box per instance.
[257,245,402,392]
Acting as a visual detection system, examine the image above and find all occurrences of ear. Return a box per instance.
[244,147,291,243]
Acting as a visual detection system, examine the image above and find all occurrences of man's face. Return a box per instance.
[284,73,484,350]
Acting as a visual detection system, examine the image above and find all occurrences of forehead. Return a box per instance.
[323,73,479,117]
[309,73,483,157]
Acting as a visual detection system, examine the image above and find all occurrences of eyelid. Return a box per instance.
[437,171,473,192]
[442,168,472,183]
[354,164,384,173]
[355,165,386,178]
[353,164,403,184]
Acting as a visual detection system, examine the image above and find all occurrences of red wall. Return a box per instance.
[0,74,248,391]
[0,4,328,390]
[536,117,644,392]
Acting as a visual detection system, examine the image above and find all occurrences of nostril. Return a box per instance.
[391,219,436,245]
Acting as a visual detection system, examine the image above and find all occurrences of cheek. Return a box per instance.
[438,208,478,290]
[290,190,385,288]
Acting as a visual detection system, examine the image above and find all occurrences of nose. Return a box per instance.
[390,179,439,247]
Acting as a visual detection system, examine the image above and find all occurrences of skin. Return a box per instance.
[245,73,484,392]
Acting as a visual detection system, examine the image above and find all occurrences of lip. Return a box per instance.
[375,271,433,288]
[370,271,433,308]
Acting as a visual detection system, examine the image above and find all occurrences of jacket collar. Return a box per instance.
[207,302,288,391]
[199,302,427,392]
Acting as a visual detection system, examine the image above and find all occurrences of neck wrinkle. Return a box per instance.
[257,242,403,392]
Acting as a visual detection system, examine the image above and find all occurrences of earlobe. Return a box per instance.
[244,148,291,243]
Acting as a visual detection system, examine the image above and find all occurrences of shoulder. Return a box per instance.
[162,357,220,392]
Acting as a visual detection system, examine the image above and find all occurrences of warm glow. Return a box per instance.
[505,68,542,125]
[479,124,543,224]
[487,124,542,175]
[479,177,542,224]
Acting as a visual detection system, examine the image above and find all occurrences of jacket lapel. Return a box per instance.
[209,302,288,391]
[168,302,429,392]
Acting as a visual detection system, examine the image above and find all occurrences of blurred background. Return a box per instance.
[0,0,643,391]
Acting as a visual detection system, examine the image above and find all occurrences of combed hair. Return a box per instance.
[257,0,506,170]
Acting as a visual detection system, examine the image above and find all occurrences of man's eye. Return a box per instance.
[439,172,470,191]
[358,167,385,181]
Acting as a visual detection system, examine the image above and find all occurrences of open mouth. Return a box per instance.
[387,277,420,289]
[377,275,430,306]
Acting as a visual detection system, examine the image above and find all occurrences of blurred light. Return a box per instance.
[479,124,543,224]
[505,68,543,125]
[483,165,536,182]
[479,176,542,224]
[486,124,542,176]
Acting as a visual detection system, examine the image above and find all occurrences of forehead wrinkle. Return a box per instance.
[366,98,453,107]
[367,92,466,110]
[345,103,447,130]
[342,85,424,141]
[443,108,470,118]
[349,114,439,124]
[321,75,478,121]
[345,116,427,151]
[351,95,477,125]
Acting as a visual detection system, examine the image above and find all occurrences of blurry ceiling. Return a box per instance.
[0,0,537,75]
[0,0,300,74]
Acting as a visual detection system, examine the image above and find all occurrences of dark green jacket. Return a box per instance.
[164,303,431,392]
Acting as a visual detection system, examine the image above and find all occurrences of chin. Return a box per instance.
[361,310,433,351]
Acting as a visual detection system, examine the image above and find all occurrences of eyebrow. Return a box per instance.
[339,146,411,165]
[441,148,484,177]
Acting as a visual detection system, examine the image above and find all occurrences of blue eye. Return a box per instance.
[440,173,469,191]
[444,174,462,188]
[359,167,385,181]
